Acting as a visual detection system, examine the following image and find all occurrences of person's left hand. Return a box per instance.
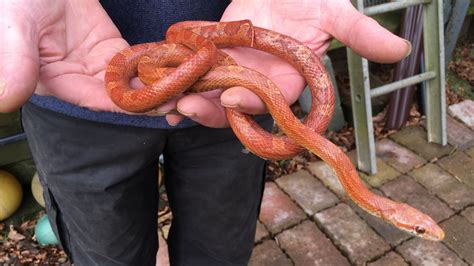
[164,0,412,127]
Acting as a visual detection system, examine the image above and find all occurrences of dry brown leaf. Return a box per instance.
[158,206,170,216]
[158,210,172,225]
[35,252,47,261]
[8,226,25,242]
[161,224,171,240]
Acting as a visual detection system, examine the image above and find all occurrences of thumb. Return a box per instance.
[323,2,411,64]
[0,7,39,112]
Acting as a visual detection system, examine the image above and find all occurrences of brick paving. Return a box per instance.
[275,171,339,216]
[275,221,349,266]
[367,251,407,266]
[379,175,454,222]
[249,240,292,266]
[397,238,467,266]
[315,204,390,264]
[258,182,306,234]
[375,139,427,174]
[389,126,454,161]
[448,99,474,130]
[157,99,474,265]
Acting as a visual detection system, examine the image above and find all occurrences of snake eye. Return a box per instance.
[415,226,426,234]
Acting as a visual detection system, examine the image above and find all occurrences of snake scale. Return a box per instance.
[105,20,444,241]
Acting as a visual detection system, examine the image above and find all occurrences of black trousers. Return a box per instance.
[22,102,271,266]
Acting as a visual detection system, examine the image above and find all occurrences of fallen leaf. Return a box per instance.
[158,210,172,225]
[8,226,25,242]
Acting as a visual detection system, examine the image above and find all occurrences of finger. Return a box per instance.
[221,73,303,115]
[176,93,229,128]
[38,72,126,113]
[127,77,182,116]
[221,87,265,114]
[323,1,411,63]
[148,98,180,115]
[165,113,185,126]
[0,7,39,112]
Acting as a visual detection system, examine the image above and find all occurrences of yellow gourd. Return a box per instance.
[0,170,23,221]
[31,172,45,208]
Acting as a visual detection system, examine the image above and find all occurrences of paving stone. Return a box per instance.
[446,116,474,150]
[375,138,426,173]
[307,159,372,199]
[342,149,392,188]
[249,240,292,266]
[276,170,339,216]
[276,220,349,266]
[367,251,407,266]
[259,182,306,234]
[255,221,269,243]
[359,158,400,187]
[409,163,474,210]
[389,126,454,160]
[314,203,390,264]
[157,233,170,266]
[380,175,454,222]
[397,238,467,266]
[466,146,474,158]
[441,215,474,264]
[349,191,411,247]
[448,99,474,130]
[407,163,451,191]
[307,161,345,197]
[461,207,474,224]
[438,152,474,189]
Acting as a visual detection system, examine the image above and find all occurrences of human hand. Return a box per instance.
[0,0,128,113]
[166,0,411,127]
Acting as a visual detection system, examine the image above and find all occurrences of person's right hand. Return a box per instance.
[0,0,129,113]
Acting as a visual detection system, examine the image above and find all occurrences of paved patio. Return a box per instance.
[157,99,474,265]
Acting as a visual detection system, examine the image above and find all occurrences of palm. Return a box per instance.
[225,0,333,55]
[37,1,129,112]
[1,1,128,112]
[221,1,334,107]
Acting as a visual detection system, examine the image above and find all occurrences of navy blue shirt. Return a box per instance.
[30,0,231,129]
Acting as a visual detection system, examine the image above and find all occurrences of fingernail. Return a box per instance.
[177,108,196,118]
[221,102,239,108]
[221,96,240,109]
[147,110,168,116]
[403,39,412,58]
[167,120,179,126]
[0,78,6,95]
[146,109,179,116]
[166,115,182,126]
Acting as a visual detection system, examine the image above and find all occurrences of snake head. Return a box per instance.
[385,203,445,241]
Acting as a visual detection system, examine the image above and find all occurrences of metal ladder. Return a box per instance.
[347,0,447,175]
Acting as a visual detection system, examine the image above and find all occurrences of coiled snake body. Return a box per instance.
[105,21,444,241]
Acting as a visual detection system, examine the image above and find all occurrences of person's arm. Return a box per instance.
[166,0,411,127]
[0,0,128,113]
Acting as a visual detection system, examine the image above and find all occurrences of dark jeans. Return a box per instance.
[22,102,272,266]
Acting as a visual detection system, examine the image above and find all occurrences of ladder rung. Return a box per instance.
[363,0,431,16]
[370,71,436,98]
